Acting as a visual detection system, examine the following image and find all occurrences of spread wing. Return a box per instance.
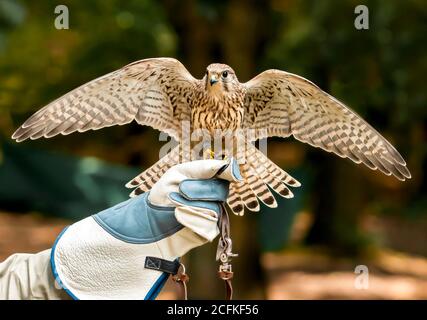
[243,69,411,181]
[12,57,198,142]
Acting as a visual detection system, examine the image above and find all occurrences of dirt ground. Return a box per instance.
[262,250,427,299]
[1,211,426,299]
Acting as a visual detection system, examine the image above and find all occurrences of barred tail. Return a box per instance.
[126,146,181,197]
[226,144,301,215]
[126,144,301,216]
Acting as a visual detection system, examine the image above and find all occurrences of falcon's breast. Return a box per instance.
[191,89,245,134]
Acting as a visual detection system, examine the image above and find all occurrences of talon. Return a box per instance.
[203,148,216,159]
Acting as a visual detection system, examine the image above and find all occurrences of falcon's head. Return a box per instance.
[204,63,240,96]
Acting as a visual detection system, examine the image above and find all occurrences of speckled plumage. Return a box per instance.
[12,58,411,215]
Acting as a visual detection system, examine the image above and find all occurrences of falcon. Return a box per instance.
[12,58,411,215]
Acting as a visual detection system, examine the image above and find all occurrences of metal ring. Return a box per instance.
[178,262,186,275]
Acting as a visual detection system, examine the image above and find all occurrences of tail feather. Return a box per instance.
[227,183,245,216]
[249,149,296,198]
[126,143,301,216]
[256,152,301,187]
[236,164,260,211]
[244,160,278,208]
[226,144,300,215]
[249,158,290,200]
[126,146,181,197]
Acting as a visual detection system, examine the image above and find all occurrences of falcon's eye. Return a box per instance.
[222,71,228,78]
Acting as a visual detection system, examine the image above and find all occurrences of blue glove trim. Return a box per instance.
[169,192,221,215]
[50,226,79,300]
[93,193,183,244]
[179,178,229,202]
[144,272,169,300]
[230,158,243,181]
[143,257,180,300]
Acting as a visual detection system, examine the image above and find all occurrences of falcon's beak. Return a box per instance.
[210,75,218,86]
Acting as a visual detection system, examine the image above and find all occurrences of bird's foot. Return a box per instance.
[203,148,216,160]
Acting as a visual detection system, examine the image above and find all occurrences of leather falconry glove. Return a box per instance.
[51,158,242,300]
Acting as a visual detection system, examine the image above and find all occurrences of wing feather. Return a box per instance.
[12,58,198,142]
[243,70,411,181]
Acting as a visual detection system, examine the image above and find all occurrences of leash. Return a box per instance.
[145,183,237,300]
[172,203,237,300]
[145,204,236,300]
[216,203,238,300]
[172,263,189,300]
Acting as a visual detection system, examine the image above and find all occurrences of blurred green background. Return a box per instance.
[0,0,426,299]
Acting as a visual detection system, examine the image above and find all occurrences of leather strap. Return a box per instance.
[218,270,234,300]
[144,256,180,274]
[172,263,189,300]
[225,279,233,300]
[216,203,237,300]
[145,257,189,300]
[145,193,237,301]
